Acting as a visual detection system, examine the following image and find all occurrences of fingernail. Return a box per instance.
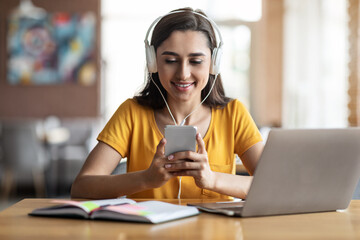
[197,133,201,138]
[168,155,174,160]
[165,164,171,168]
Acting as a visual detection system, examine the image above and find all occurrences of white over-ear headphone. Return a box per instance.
[144,10,223,75]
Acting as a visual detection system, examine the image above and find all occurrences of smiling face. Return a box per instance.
[156,30,212,105]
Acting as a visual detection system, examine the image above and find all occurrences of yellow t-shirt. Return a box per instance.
[97,98,263,199]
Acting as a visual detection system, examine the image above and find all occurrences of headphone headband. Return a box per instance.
[144,10,223,75]
[144,10,223,49]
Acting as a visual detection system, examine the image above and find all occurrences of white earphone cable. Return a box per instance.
[150,74,178,125]
[180,74,219,126]
[150,73,219,126]
[178,176,182,199]
[150,73,219,199]
[145,8,223,200]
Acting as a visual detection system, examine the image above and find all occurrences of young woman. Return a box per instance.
[71,8,264,200]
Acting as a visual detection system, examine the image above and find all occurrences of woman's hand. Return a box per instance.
[144,138,174,188]
[164,133,215,189]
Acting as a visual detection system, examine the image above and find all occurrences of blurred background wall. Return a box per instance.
[1,0,359,209]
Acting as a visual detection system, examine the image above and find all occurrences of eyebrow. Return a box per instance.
[161,51,206,57]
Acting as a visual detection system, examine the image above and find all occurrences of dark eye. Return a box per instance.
[190,60,202,64]
[165,59,177,63]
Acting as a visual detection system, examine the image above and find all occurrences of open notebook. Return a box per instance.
[29,198,199,224]
[189,128,360,217]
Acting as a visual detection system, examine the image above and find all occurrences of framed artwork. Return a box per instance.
[7,10,96,86]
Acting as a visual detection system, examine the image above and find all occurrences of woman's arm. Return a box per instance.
[71,139,174,199]
[165,134,264,199]
[208,142,264,198]
[238,142,264,176]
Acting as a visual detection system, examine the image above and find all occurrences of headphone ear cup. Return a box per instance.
[146,45,157,73]
[210,47,222,75]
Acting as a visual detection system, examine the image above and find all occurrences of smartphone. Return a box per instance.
[164,125,197,156]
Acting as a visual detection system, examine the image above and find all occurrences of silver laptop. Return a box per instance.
[188,128,360,217]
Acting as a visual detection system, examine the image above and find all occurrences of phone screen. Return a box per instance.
[164,125,197,156]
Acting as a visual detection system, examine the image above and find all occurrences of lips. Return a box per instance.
[174,82,193,88]
[172,82,195,91]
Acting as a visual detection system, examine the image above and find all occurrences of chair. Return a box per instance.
[0,121,49,200]
[46,119,94,195]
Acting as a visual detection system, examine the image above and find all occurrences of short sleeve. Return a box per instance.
[97,99,134,157]
[232,99,263,157]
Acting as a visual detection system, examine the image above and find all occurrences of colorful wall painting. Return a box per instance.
[7,11,97,86]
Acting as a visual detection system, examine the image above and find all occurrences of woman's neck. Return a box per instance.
[154,100,211,137]
[166,98,203,125]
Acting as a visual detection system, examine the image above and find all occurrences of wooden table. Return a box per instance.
[0,199,360,240]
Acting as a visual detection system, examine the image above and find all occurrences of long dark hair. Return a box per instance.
[135,7,231,109]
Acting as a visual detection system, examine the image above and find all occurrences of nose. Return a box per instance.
[176,62,191,80]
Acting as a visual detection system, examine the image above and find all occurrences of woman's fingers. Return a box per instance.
[163,133,214,189]
[155,138,166,157]
[166,133,206,162]
[145,138,176,188]
[168,150,206,163]
[196,133,206,154]
[165,160,204,171]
